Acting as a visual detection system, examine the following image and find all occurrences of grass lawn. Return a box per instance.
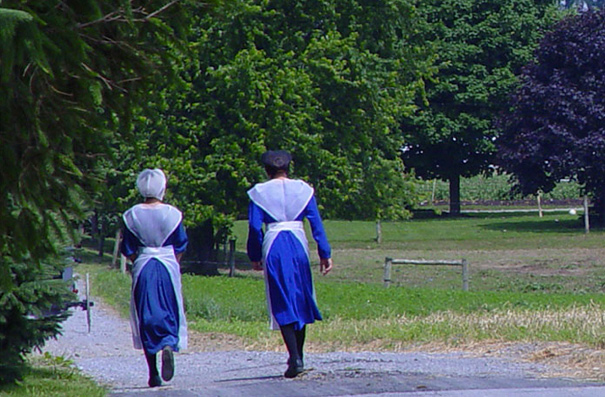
[0,354,107,397]
[74,210,605,379]
[231,211,605,293]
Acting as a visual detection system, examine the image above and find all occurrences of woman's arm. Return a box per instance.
[121,227,139,262]
[304,196,333,274]
[304,196,331,259]
[171,222,188,263]
[247,201,264,268]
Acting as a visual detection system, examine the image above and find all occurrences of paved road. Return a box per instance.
[40,295,605,396]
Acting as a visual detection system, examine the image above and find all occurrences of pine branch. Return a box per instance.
[76,10,123,29]
[145,0,181,20]
[76,0,186,29]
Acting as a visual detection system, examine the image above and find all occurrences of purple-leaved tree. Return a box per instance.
[496,8,605,222]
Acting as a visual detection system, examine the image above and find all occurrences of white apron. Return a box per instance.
[248,179,315,330]
[262,221,310,329]
[129,246,188,350]
[123,204,188,350]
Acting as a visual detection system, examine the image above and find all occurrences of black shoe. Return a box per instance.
[284,358,304,378]
[161,346,175,382]
[148,375,162,387]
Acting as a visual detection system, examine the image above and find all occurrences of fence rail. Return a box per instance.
[383,257,469,291]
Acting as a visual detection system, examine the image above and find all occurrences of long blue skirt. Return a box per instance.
[134,259,180,354]
[265,231,322,331]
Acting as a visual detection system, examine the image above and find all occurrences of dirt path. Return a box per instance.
[37,295,605,396]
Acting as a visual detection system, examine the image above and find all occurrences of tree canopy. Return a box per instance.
[131,0,433,238]
[496,8,605,219]
[400,0,560,214]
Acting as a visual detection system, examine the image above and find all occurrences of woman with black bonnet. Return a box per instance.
[247,150,333,378]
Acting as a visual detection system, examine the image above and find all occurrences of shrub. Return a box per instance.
[0,258,75,384]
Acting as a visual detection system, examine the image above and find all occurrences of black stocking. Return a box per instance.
[295,326,306,362]
[144,351,159,377]
[280,323,300,363]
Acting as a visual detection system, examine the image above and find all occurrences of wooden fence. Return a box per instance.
[383,257,469,291]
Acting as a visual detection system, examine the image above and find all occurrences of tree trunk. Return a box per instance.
[97,213,105,257]
[584,195,590,234]
[182,219,220,275]
[90,210,99,242]
[448,174,461,216]
[111,229,122,268]
[593,191,605,227]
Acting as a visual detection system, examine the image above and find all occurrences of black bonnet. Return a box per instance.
[261,150,292,169]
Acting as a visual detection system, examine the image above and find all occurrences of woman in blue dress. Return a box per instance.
[121,169,188,388]
[247,150,333,378]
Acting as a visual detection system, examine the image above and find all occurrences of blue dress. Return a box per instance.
[247,195,331,330]
[121,223,188,354]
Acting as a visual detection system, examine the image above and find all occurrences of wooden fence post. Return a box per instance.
[120,254,127,274]
[383,257,393,287]
[228,239,236,277]
[375,220,382,244]
[462,258,469,291]
[111,229,122,268]
[537,193,543,218]
[584,195,590,234]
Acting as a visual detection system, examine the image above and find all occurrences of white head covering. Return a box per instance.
[136,168,167,200]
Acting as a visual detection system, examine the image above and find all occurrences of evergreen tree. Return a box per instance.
[0,0,209,383]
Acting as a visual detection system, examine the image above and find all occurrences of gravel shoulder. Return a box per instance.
[38,295,605,396]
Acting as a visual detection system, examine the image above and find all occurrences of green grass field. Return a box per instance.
[77,210,605,357]
[231,210,605,293]
[0,354,107,397]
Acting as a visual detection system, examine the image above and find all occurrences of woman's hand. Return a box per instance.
[320,258,333,275]
[251,261,263,271]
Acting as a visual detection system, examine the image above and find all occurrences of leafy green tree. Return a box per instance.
[0,0,209,383]
[401,0,560,215]
[137,0,432,243]
[496,8,605,222]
